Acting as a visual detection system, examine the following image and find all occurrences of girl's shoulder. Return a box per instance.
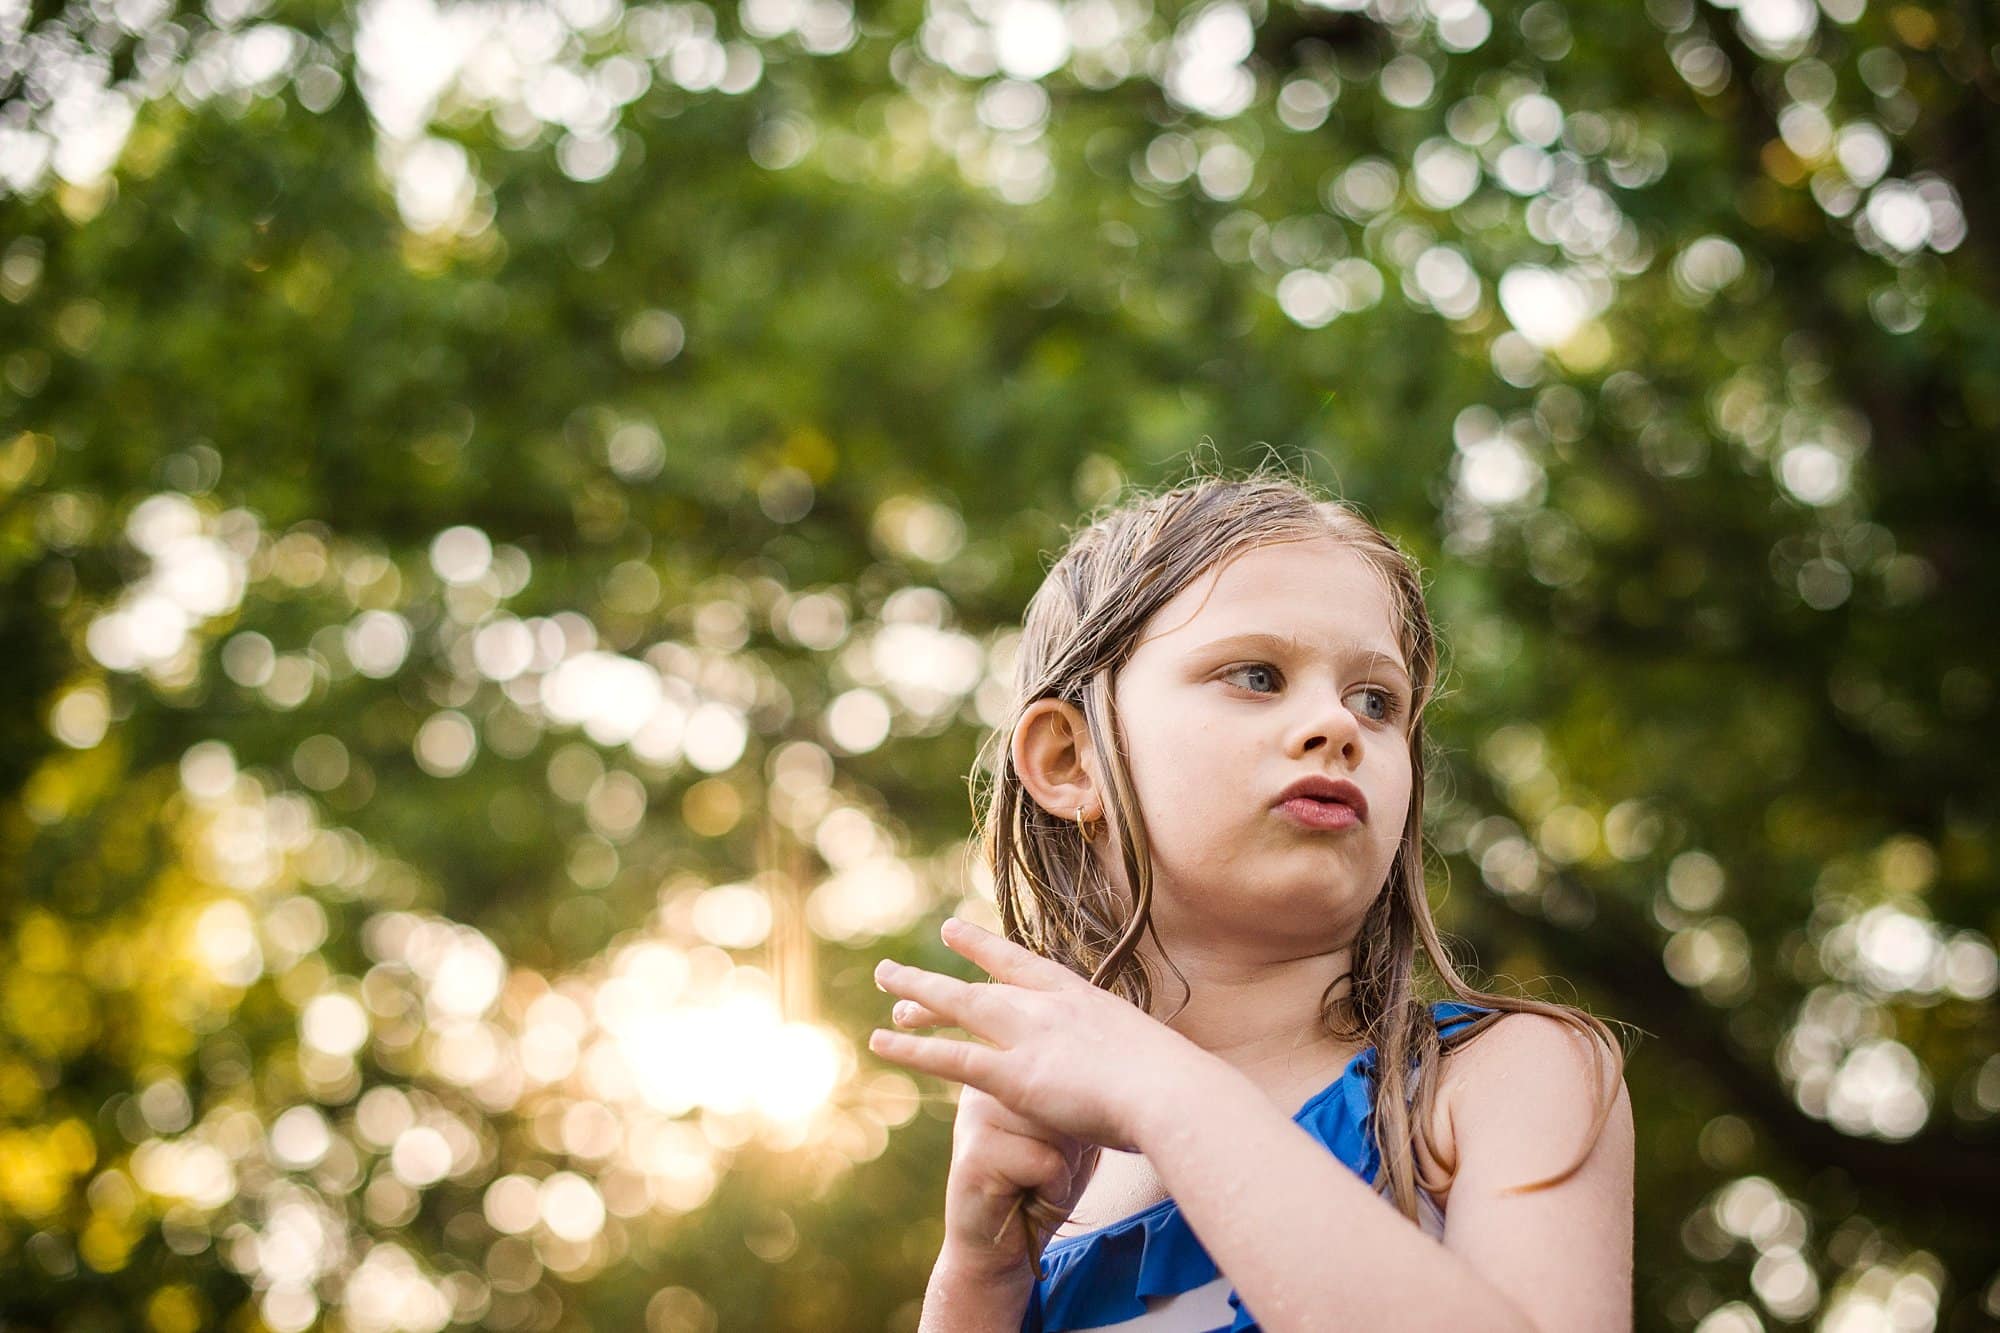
[1428,1007,1626,1194]
[1407,1001,1485,1194]
[1436,1006,1617,1091]
[1423,1002,1550,1198]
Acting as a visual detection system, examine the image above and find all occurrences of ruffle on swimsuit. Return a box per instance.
[1021,1000,1495,1333]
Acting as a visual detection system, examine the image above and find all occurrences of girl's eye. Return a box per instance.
[1222,663,1283,694]
[1220,665,1407,724]
[1350,687,1404,724]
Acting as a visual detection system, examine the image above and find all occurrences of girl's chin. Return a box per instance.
[1156,872,1377,915]
[1151,845,1384,894]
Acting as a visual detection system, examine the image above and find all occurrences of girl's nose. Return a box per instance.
[1291,690,1364,758]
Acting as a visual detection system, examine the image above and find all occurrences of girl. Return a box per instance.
[868,471,1634,1333]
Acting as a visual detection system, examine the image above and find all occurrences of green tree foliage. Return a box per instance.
[1,0,1995,1328]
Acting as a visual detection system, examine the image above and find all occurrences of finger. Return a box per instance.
[960,1088,1082,1171]
[874,960,1003,1037]
[891,999,949,1028]
[1002,1139,1071,1199]
[957,1128,1071,1199]
[969,1089,1059,1141]
[940,916,1086,992]
[867,1028,1006,1094]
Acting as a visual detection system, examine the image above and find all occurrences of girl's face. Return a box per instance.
[1107,536,1415,954]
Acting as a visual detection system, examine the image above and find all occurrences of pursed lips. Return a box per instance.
[1272,777,1368,822]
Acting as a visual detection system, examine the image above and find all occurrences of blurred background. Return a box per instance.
[1,0,1996,1328]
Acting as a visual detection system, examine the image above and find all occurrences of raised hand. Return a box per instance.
[869,916,1207,1164]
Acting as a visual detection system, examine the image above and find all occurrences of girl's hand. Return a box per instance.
[869,916,1205,1158]
[934,1083,1099,1279]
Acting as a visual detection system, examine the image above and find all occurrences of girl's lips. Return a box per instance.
[1276,797,1361,830]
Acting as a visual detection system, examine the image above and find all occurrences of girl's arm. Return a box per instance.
[917,1252,1037,1333]
[913,1080,1091,1333]
[871,921,1633,1333]
[1136,1013,1634,1333]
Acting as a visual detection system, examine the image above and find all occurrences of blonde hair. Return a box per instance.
[970,463,1626,1222]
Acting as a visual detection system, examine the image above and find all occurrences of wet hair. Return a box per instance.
[970,462,1627,1223]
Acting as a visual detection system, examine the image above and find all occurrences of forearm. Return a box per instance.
[1134,1052,1538,1333]
[917,1249,1036,1333]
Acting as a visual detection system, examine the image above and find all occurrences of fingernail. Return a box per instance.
[893,1001,913,1022]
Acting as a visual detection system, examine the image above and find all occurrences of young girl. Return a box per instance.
[867,471,1634,1333]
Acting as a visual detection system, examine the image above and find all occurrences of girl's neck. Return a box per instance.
[1138,938,1362,1077]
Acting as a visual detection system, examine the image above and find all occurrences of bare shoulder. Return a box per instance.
[1441,1009,1624,1104]
[1427,1011,1626,1193]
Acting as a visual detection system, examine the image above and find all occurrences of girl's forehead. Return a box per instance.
[1142,538,1403,648]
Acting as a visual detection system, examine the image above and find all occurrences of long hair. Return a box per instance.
[969,463,1626,1222]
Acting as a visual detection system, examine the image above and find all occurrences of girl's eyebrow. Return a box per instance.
[1191,631,1413,685]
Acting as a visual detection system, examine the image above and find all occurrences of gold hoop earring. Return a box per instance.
[1075,805,1097,844]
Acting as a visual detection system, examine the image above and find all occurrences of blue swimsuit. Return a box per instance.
[1020,1001,1494,1333]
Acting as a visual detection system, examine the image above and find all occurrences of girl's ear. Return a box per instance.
[1011,697,1102,822]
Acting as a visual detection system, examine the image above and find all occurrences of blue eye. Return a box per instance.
[1221,665,1407,724]
[1222,663,1283,693]
[1351,687,1397,723]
